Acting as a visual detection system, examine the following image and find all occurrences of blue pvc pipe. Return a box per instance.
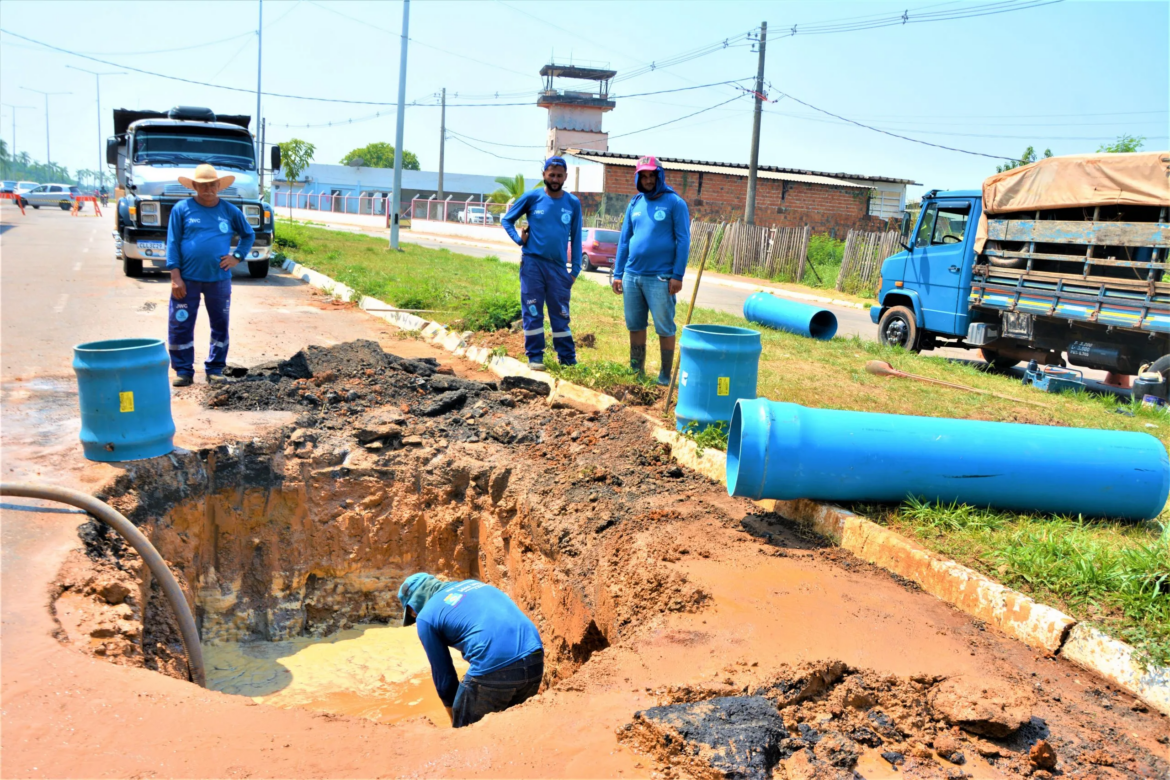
[727,399,1170,521]
[73,338,175,462]
[743,292,838,340]
[675,324,761,433]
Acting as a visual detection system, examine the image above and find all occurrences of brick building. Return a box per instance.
[565,149,917,237]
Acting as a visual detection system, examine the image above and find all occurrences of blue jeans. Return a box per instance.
[451,650,543,728]
[622,273,677,337]
[168,278,231,377]
[520,257,576,364]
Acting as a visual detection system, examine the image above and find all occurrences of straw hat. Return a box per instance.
[178,163,235,191]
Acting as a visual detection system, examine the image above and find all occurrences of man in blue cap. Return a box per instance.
[501,156,583,371]
[398,572,544,728]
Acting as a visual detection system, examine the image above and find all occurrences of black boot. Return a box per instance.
[657,348,674,386]
[630,343,646,375]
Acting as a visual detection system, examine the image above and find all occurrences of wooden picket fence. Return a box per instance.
[688,220,813,283]
[836,229,900,294]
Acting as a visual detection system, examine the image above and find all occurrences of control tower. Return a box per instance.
[537,63,617,158]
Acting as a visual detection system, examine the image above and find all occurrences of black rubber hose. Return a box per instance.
[0,482,206,687]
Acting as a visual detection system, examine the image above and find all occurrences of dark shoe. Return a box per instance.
[527,361,546,372]
[656,372,671,386]
[207,374,228,385]
[172,374,194,388]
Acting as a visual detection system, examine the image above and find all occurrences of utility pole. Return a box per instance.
[390,0,411,249]
[744,21,767,226]
[1,103,34,162]
[260,118,267,194]
[66,66,124,188]
[256,0,264,168]
[437,87,446,200]
[21,87,71,167]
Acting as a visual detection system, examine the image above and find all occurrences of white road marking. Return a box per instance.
[52,293,69,314]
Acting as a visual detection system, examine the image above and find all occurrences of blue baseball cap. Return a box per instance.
[544,156,567,171]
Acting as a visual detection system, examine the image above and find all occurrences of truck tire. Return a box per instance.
[988,255,1025,269]
[877,306,920,352]
[979,348,1020,371]
[247,260,269,279]
[1146,355,1170,401]
[123,256,143,277]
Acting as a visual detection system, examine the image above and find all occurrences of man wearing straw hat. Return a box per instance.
[166,164,255,387]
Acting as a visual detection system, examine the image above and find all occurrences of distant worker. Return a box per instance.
[166,164,255,387]
[398,573,544,728]
[501,156,583,371]
[612,156,691,385]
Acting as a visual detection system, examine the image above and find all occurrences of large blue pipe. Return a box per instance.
[727,399,1170,521]
[743,292,838,340]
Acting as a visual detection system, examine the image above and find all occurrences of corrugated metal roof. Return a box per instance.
[565,149,919,186]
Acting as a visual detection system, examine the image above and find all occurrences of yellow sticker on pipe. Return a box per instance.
[119,391,135,413]
[717,377,730,396]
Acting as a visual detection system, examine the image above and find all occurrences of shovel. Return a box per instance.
[865,360,1050,408]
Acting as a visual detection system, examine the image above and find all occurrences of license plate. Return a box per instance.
[138,241,166,255]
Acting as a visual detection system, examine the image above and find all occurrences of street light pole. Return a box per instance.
[437,87,446,201]
[1,103,34,162]
[744,21,767,226]
[389,0,410,249]
[66,66,124,188]
[21,87,71,167]
[256,0,263,167]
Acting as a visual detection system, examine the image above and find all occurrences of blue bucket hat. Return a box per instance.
[544,156,567,171]
[397,572,446,626]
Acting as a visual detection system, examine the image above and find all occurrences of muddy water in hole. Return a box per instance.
[204,624,469,726]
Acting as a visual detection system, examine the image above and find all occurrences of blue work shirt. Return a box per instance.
[415,580,543,707]
[614,163,691,281]
[166,198,256,283]
[501,189,583,276]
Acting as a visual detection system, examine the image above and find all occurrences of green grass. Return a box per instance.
[860,499,1170,668]
[276,220,1170,664]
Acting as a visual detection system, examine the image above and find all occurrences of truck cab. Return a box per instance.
[107,106,281,279]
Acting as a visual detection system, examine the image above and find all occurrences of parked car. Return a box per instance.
[459,205,494,225]
[578,227,620,272]
[1,181,39,207]
[24,183,84,211]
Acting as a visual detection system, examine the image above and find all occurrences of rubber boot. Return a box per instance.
[630,343,646,375]
[657,347,674,386]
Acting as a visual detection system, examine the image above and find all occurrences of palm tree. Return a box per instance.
[488,174,527,204]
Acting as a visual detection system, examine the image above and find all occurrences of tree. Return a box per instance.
[996,145,1053,173]
[279,138,316,216]
[488,174,528,203]
[340,142,420,170]
[1098,134,1145,153]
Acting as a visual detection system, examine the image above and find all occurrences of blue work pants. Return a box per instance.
[168,279,232,377]
[451,650,544,728]
[519,257,576,365]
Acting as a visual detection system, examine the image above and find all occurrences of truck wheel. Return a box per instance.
[979,348,1020,371]
[878,306,920,352]
[247,260,269,279]
[989,255,1025,269]
[123,256,143,277]
[1146,355,1170,401]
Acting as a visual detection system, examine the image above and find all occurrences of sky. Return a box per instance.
[1,0,1167,198]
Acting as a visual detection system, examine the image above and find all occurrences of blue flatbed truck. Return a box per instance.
[871,170,1170,399]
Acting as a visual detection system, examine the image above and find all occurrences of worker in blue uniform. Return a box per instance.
[166,164,255,387]
[501,156,583,370]
[398,572,544,728]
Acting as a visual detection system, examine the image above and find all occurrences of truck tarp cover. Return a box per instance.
[974,151,1170,253]
[112,108,251,136]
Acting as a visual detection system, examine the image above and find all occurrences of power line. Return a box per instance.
[770,0,1064,36]
[446,134,543,164]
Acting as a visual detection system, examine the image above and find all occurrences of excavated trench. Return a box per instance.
[51,340,708,722]
[47,340,1170,778]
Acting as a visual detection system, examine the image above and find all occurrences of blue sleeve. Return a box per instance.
[417,620,460,706]
[569,199,582,277]
[500,192,531,246]
[232,204,256,257]
[613,199,636,278]
[165,203,183,271]
[671,197,691,280]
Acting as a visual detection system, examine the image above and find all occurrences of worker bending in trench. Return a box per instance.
[612,156,691,385]
[398,572,544,727]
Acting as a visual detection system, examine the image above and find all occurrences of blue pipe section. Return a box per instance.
[74,338,175,462]
[675,324,761,433]
[727,399,1170,521]
[743,292,838,340]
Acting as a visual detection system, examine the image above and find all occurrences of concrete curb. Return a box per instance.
[279,256,1169,718]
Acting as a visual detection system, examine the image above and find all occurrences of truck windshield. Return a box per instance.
[133,130,255,170]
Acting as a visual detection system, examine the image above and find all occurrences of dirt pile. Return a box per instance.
[621,660,1067,779]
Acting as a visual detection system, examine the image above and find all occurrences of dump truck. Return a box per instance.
[871,151,1170,399]
[107,106,281,278]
